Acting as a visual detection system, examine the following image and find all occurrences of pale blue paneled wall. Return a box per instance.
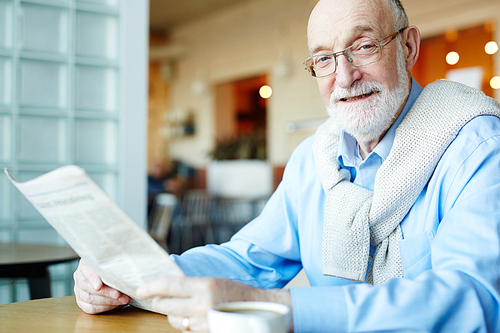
[0,0,123,304]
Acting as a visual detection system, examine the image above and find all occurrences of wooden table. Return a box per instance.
[0,243,79,299]
[0,296,180,333]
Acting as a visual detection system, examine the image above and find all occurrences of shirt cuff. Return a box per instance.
[289,286,347,333]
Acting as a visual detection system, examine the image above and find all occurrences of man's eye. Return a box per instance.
[315,55,333,68]
[352,41,378,54]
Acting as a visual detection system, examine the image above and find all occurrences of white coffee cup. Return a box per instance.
[207,301,290,333]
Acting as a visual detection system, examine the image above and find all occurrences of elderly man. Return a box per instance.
[73,0,500,332]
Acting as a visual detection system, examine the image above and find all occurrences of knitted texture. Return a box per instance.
[313,80,500,285]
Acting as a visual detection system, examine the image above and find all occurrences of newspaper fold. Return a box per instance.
[4,165,184,312]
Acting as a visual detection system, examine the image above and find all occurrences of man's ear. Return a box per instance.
[402,26,421,72]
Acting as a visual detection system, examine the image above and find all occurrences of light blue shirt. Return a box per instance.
[172,79,500,332]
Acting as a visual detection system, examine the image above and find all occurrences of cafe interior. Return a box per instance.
[0,0,499,308]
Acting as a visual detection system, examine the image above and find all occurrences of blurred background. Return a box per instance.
[0,0,498,304]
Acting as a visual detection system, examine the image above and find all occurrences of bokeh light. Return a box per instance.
[259,85,273,99]
[490,76,500,90]
[485,41,499,55]
[446,51,460,65]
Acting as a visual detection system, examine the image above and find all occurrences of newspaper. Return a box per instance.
[4,165,184,312]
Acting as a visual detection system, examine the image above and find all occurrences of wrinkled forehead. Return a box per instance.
[307,0,394,54]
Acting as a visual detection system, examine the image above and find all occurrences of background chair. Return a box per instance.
[179,190,215,251]
[211,196,267,243]
[148,193,178,252]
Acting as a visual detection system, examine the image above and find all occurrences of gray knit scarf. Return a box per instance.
[313,80,500,285]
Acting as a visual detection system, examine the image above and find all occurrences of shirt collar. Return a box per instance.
[338,77,423,166]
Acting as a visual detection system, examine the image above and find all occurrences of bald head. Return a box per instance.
[309,0,408,30]
[307,0,408,53]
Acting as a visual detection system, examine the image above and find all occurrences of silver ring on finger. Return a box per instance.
[182,317,191,331]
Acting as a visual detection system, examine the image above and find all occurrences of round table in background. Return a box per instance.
[0,243,79,299]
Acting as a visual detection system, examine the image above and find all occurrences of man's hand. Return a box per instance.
[73,259,129,314]
[136,276,293,333]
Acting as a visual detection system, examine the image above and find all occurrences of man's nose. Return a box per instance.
[334,55,361,89]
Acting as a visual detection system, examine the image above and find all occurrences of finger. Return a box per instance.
[74,285,128,315]
[74,261,123,300]
[74,286,129,307]
[75,297,124,315]
[137,276,214,299]
[78,259,104,291]
[151,296,210,318]
[74,269,123,300]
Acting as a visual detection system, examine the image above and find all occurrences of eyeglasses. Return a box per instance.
[304,27,407,78]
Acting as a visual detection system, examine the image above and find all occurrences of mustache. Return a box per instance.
[329,81,384,104]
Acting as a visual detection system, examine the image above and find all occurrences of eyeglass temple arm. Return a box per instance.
[381,27,408,46]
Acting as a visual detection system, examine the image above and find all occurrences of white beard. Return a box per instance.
[326,44,410,143]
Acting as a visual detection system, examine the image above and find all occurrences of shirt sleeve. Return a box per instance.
[291,116,500,332]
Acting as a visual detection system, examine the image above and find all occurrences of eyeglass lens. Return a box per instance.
[307,39,382,78]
